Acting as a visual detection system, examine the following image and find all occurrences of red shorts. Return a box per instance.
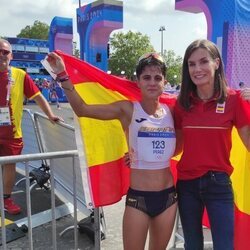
[0,138,23,156]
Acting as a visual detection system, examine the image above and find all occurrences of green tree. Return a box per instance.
[17,20,49,40]
[73,41,80,58]
[163,50,182,86]
[108,31,154,80]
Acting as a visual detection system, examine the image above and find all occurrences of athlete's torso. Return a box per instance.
[129,101,176,170]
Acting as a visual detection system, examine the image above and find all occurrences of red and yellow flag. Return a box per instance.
[230,128,250,250]
[56,51,176,209]
[200,128,250,249]
[57,51,250,249]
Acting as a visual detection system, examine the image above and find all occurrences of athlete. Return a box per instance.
[46,51,178,250]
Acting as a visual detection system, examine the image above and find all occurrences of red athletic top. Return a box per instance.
[0,67,40,141]
[174,89,250,180]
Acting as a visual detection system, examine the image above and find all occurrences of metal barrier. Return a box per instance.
[17,109,44,172]
[15,109,46,190]
[16,109,91,216]
[32,111,106,242]
[0,109,104,249]
[33,111,89,214]
[0,150,80,250]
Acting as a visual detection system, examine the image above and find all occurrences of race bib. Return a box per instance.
[137,130,175,162]
[0,107,11,126]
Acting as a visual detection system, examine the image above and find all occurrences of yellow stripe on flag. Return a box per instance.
[231,128,250,214]
[76,82,128,104]
[75,82,128,167]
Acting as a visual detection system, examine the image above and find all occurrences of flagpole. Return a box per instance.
[79,0,81,7]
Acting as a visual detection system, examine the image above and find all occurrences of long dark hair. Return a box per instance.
[178,39,227,110]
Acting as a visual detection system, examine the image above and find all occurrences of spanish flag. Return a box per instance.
[230,128,250,249]
[56,51,176,209]
[57,51,249,249]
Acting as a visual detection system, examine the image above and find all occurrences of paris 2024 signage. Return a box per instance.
[176,0,250,88]
[77,0,123,72]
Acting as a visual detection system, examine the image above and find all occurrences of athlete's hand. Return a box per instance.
[124,152,130,167]
[46,52,66,75]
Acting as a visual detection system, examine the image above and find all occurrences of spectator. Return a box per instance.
[49,79,61,109]
[174,39,250,250]
[46,51,178,250]
[0,38,63,215]
[42,78,49,89]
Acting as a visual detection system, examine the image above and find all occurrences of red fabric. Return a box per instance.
[170,159,178,185]
[201,206,250,250]
[0,69,40,104]
[0,138,23,156]
[23,73,40,98]
[56,51,177,107]
[174,91,250,180]
[57,51,250,248]
[88,158,130,207]
[0,68,39,140]
[56,51,177,207]
[0,71,10,106]
[234,206,250,250]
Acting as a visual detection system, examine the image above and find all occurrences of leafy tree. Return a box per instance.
[17,20,49,40]
[73,48,80,58]
[108,31,154,80]
[73,41,80,58]
[163,50,182,86]
[108,31,182,83]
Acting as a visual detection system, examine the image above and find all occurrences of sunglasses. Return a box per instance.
[0,49,11,56]
[138,52,164,64]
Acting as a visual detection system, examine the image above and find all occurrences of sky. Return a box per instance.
[0,0,207,57]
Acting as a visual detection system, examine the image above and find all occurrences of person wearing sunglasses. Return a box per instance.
[0,39,63,215]
[46,51,178,250]
[174,39,250,250]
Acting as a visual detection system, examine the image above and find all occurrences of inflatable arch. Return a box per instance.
[175,0,250,88]
[49,16,73,55]
[77,0,123,71]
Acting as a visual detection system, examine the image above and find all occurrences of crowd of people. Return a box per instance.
[23,77,61,109]
[1,35,250,250]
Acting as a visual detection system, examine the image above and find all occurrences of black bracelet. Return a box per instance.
[61,85,75,91]
[57,76,70,82]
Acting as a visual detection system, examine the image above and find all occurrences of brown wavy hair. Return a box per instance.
[178,39,227,110]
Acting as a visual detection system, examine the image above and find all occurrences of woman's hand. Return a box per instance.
[241,88,250,102]
[46,52,66,75]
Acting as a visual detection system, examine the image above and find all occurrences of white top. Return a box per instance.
[128,101,176,170]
